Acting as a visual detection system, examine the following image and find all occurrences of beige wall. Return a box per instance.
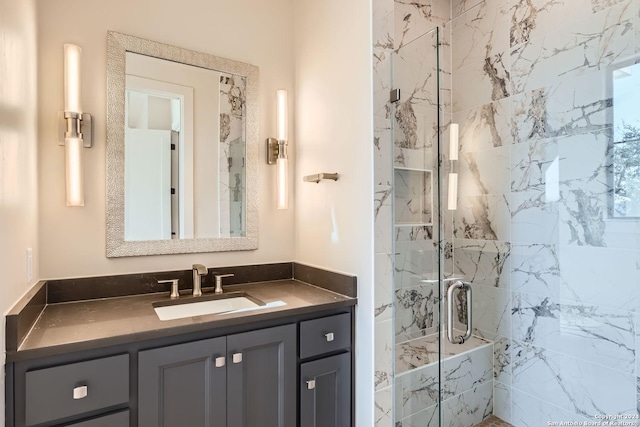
[293,0,374,424]
[37,0,296,278]
[0,0,39,424]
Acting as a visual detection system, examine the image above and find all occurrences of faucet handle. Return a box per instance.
[214,273,235,294]
[158,279,180,299]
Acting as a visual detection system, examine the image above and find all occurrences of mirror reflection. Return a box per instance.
[124,52,246,240]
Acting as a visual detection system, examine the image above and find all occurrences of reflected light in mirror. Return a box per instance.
[448,172,458,211]
[449,123,458,161]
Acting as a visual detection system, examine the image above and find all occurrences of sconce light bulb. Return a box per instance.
[276,89,288,141]
[65,137,84,206]
[64,44,82,113]
[449,123,459,161]
[276,157,288,210]
[447,173,458,211]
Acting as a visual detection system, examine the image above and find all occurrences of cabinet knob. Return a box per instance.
[325,332,335,342]
[232,353,243,364]
[215,356,226,368]
[306,380,316,390]
[73,385,88,400]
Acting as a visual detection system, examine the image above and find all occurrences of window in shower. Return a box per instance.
[611,60,640,218]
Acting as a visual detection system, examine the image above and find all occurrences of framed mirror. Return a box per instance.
[106,31,259,257]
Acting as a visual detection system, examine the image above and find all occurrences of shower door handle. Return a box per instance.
[447,280,472,344]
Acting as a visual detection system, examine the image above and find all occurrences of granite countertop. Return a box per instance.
[6,279,356,362]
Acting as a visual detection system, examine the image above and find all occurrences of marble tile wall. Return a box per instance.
[450,0,640,425]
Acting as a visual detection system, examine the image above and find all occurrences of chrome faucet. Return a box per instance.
[214,274,235,294]
[192,264,208,297]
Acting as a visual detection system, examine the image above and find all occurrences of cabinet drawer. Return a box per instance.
[300,313,351,359]
[64,410,129,426]
[25,354,129,426]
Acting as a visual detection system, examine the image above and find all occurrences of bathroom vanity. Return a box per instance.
[4,263,356,427]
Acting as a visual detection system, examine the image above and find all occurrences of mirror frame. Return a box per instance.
[106,31,259,257]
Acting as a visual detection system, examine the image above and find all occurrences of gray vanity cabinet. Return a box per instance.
[138,337,227,427]
[300,353,351,427]
[7,308,353,427]
[138,324,296,427]
[298,313,352,427]
[226,326,296,427]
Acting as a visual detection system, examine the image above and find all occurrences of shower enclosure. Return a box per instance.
[374,1,640,426]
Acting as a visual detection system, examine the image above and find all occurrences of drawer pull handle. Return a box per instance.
[325,332,334,342]
[215,356,226,368]
[73,385,88,400]
[306,380,316,390]
[232,353,243,364]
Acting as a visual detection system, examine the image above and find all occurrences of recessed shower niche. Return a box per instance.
[393,168,433,225]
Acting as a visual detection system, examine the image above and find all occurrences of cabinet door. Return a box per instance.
[138,337,226,427]
[227,324,296,427]
[300,352,351,427]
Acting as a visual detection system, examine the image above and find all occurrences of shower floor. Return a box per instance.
[475,415,514,427]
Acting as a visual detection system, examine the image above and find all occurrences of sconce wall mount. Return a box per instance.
[266,137,286,165]
[58,111,93,148]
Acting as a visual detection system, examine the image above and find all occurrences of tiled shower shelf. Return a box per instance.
[395,331,491,375]
[394,167,433,225]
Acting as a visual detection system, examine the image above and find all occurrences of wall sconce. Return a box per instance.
[266,89,288,210]
[448,123,459,211]
[59,43,92,206]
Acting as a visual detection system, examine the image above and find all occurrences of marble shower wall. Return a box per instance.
[450,0,640,424]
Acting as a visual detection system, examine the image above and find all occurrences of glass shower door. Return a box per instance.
[391,26,446,427]
[391,1,640,426]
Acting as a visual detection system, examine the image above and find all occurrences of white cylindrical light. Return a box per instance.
[447,173,458,211]
[276,89,288,141]
[449,123,459,161]
[64,44,82,113]
[65,137,84,206]
[276,157,288,210]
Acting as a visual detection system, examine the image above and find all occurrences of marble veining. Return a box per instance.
[512,293,635,370]
[483,53,511,101]
[511,340,636,416]
[510,1,634,94]
[456,98,512,153]
[396,284,437,335]
[454,195,510,241]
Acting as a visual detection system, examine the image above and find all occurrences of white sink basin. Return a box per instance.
[153,292,264,321]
